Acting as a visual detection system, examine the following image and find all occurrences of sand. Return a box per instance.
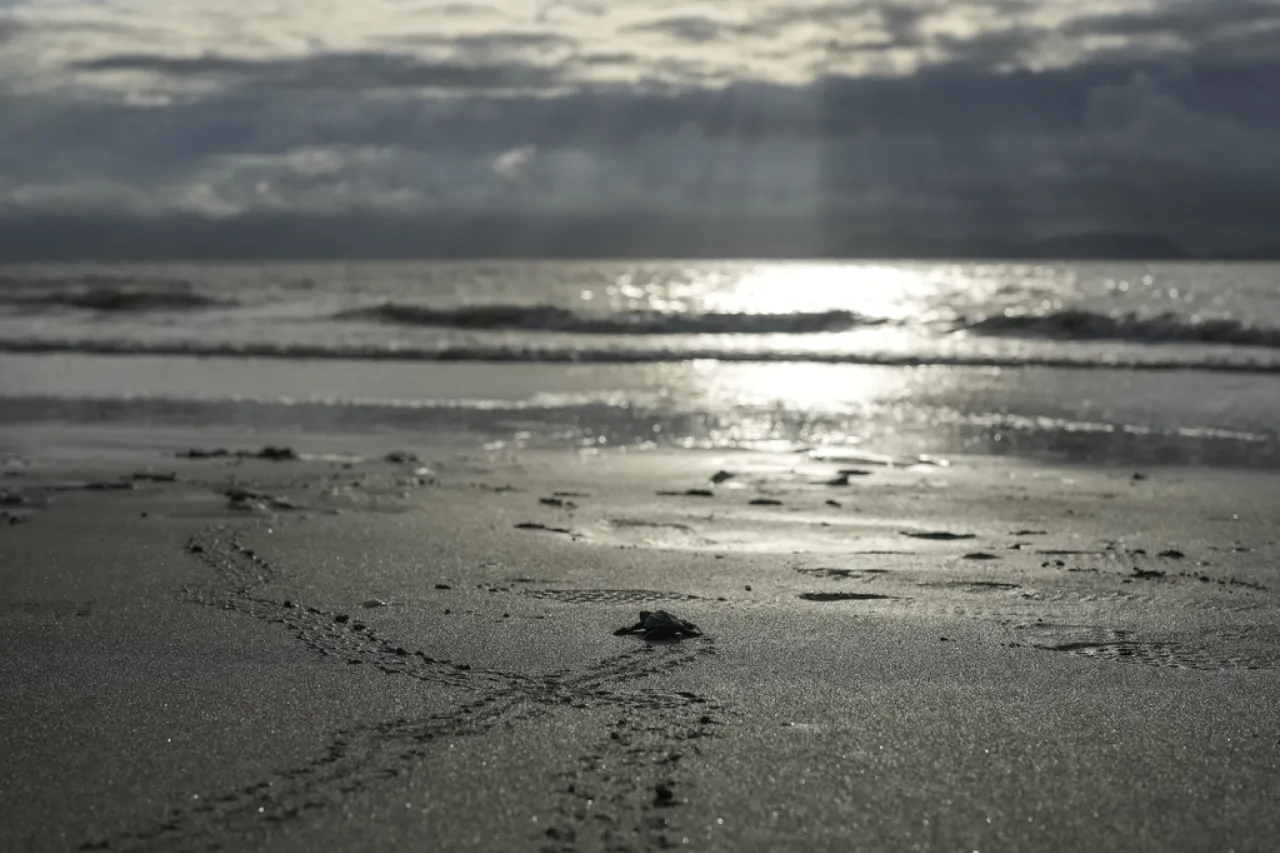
[1,446,1278,852]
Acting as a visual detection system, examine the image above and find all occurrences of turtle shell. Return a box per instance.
[614,610,702,640]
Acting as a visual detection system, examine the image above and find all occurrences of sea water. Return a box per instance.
[1,260,1278,467]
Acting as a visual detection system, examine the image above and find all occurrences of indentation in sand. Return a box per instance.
[1018,623,1280,672]
[799,592,896,602]
[596,518,712,548]
[520,588,703,604]
[900,530,976,541]
[795,567,888,581]
[937,580,1022,592]
[105,526,726,853]
[1,600,93,617]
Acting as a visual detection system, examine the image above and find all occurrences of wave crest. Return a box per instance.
[0,274,229,312]
[961,308,1280,348]
[337,303,880,335]
[2,338,1278,373]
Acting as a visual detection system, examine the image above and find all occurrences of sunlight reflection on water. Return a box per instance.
[685,360,909,414]
[595,261,1073,326]
[699,263,930,321]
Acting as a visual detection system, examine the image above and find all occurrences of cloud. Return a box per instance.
[626,16,751,44]
[2,0,1280,254]
[1064,0,1280,42]
[0,16,25,47]
[1083,71,1277,170]
[535,0,606,22]
[73,51,562,93]
[4,57,1277,250]
[493,145,535,180]
[381,30,579,56]
[0,0,1269,98]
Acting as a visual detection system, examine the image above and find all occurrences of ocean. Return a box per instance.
[2,259,1279,467]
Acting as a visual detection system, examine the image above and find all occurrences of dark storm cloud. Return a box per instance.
[799,6,1039,71]
[5,60,1277,246]
[876,3,928,46]
[930,27,1049,69]
[753,0,1035,37]
[5,0,1280,257]
[625,16,757,44]
[1057,0,1280,67]
[579,52,637,66]
[624,3,924,45]
[11,58,1280,174]
[1063,0,1280,43]
[429,3,503,15]
[0,15,25,45]
[72,51,561,92]
[751,1,877,31]
[386,31,579,53]
[818,24,1048,69]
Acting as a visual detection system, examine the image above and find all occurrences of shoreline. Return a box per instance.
[2,445,1278,851]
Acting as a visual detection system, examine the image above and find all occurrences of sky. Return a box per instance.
[2,0,1280,256]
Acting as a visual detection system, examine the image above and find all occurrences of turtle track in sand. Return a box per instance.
[80,524,724,853]
[520,588,705,604]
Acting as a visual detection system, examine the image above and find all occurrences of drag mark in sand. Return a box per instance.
[900,530,977,541]
[181,530,519,688]
[521,588,704,604]
[799,592,897,602]
[515,521,583,538]
[82,525,724,852]
[1018,624,1280,672]
[1,600,93,617]
[795,567,890,581]
[935,580,1023,593]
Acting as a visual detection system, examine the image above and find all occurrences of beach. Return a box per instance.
[2,443,1278,852]
[7,0,1280,844]
[2,259,1278,850]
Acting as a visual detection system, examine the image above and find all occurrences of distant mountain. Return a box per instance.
[1013,232,1193,260]
[1208,241,1280,261]
[0,210,1269,261]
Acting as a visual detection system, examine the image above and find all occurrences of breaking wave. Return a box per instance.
[336,303,884,335]
[0,275,230,312]
[960,308,1280,348]
[2,337,1279,373]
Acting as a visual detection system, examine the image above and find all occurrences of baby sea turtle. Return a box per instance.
[613,610,702,642]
